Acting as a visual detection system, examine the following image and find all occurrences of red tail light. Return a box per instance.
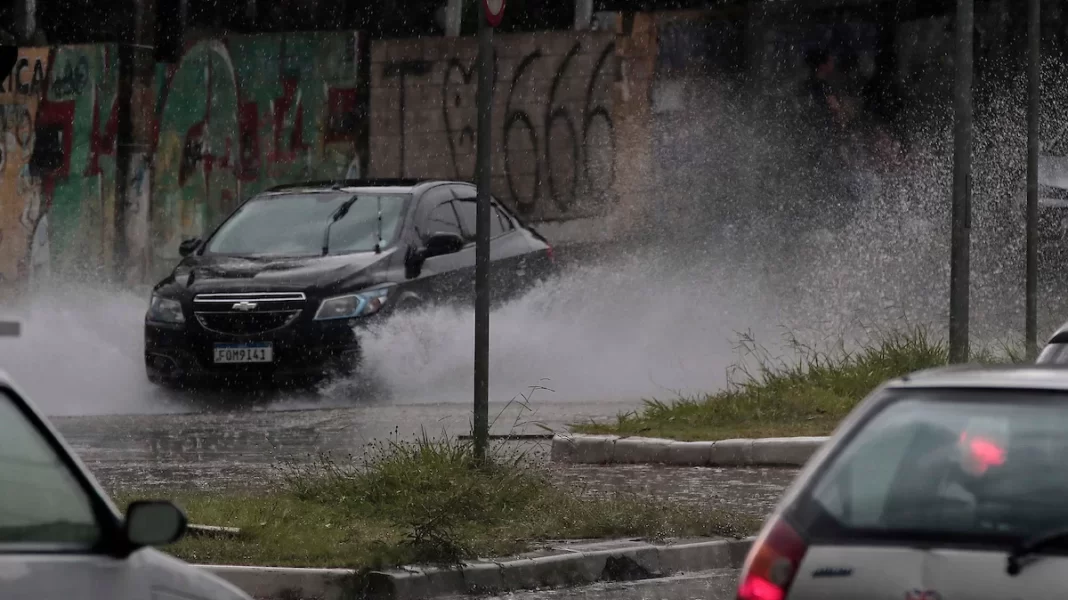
[737,518,808,600]
[546,245,555,263]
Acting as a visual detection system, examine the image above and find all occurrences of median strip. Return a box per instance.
[114,432,761,598]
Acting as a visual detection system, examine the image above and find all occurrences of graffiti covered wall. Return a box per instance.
[0,32,367,292]
[1,45,120,291]
[367,31,619,222]
[150,31,365,277]
[0,26,659,294]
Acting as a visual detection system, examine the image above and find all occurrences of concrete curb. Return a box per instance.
[550,433,829,467]
[200,537,755,600]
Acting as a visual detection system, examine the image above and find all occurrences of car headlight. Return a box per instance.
[147,295,185,324]
[314,286,394,321]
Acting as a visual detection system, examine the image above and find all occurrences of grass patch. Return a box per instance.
[116,433,759,569]
[573,326,1025,442]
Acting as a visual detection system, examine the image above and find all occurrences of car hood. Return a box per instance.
[175,249,396,292]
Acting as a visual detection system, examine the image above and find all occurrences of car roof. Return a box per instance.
[260,178,467,196]
[883,363,1068,392]
[1044,320,1068,344]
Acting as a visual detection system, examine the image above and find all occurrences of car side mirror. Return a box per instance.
[124,500,188,548]
[422,231,465,259]
[178,238,202,257]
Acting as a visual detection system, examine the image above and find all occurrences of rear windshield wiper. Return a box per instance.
[1007,527,1068,575]
[322,195,362,256]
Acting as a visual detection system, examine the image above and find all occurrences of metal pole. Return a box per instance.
[473,6,494,461]
[949,0,974,364]
[1026,0,1041,359]
[115,0,156,284]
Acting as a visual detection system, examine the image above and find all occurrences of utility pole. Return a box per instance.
[115,0,157,284]
[1026,0,1041,359]
[574,0,593,30]
[13,0,36,44]
[473,0,500,462]
[949,0,974,364]
[444,0,464,37]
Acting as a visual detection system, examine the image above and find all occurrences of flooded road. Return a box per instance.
[50,398,798,518]
[53,397,641,490]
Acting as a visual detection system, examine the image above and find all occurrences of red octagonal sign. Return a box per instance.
[483,0,505,27]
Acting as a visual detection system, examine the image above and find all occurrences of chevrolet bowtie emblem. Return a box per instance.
[232,301,258,311]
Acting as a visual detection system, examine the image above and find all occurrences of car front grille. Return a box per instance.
[195,310,301,335]
[193,292,306,335]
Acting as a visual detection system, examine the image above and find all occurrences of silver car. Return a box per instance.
[0,370,252,600]
[1037,321,1068,364]
[737,364,1068,600]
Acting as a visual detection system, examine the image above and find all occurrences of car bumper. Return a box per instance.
[144,318,362,385]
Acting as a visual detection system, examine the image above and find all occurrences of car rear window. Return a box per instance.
[798,389,1068,542]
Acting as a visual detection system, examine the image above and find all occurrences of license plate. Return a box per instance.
[213,343,273,364]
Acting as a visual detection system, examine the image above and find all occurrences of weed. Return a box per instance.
[122,429,759,569]
[574,325,1023,441]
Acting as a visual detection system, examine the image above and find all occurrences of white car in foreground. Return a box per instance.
[737,365,1068,600]
[0,370,251,600]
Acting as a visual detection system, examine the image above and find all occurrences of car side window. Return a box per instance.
[452,199,507,241]
[496,206,515,232]
[0,389,102,549]
[422,201,463,241]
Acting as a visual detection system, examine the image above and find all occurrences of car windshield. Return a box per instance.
[204,192,408,257]
[801,389,1068,542]
[0,388,101,548]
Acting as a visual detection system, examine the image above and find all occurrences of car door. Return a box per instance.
[404,185,472,307]
[449,185,533,305]
[0,386,149,600]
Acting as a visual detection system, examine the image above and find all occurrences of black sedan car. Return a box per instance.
[144,179,555,387]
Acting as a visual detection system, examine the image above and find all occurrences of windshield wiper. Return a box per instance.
[322,195,362,256]
[1007,527,1068,575]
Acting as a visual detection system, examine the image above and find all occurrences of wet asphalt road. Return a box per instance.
[53,398,782,600]
[49,397,798,520]
[52,397,642,490]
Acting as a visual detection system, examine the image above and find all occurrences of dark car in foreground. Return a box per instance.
[738,364,1068,600]
[144,179,555,388]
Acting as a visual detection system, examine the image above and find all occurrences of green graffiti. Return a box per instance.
[44,44,119,278]
[150,32,361,272]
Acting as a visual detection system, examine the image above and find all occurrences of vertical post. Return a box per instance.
[949,0,974,364]
[1026,0,1041,359]
[13,0,37,44]
[574,0,594,31]
[116,0,157,284]
[473,4,494,461]
[445,0,464,37]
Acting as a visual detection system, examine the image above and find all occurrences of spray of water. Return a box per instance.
[4,67,1068,416]
[0,284,189,416]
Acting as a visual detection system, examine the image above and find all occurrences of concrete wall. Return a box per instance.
[367,30,620,223]
[0,31,367,294]
[149,32,365,279]
[2,45,119,290]
[0,22,664,296]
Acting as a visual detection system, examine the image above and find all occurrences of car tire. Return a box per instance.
[392,297,423,317]
[146,370,178,389]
